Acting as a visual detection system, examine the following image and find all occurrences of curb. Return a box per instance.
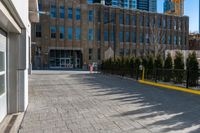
[138,80,200,95]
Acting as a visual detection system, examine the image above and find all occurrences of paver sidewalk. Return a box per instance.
[19,71,200,133]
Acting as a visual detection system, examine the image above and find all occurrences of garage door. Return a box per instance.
[0,29,7,123]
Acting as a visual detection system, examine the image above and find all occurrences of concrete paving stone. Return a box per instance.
[19,71,200,133]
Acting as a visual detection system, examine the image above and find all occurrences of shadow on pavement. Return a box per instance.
[69,73,200,133]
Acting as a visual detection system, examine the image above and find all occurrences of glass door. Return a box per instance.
[66,58,73,68]
[0,31,7,122]
[60,58,65,68]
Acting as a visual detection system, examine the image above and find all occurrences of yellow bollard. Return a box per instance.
[142,67,145,81]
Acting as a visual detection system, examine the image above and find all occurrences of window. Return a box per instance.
[104,26,108,42]
[126,32,129,42]
[119,13,123,24]
[104,31,108,42]
[157,16,161,28]
[59,26,64,39]
[97,29,100,41]
[60,6,65,18]
[50,26,56,39]
[145,16,149,27]
[174,20,177,30]
[168,35,171,44]
[111,13,115,23]
[68,8,73,20]
[88,29,93,41]
[36,24,42,37]
[104,11,109,23]
[50,5,56,18]
[162,33,166,44]
[130,0,137,9]
[167,17,171,29]
[98,11,101,22]
[178,36,181,45]
[123,0,129,8]
[75,28,81,40]
[178,20,181,31]
[98,48,101,60]
[88,0,93,4]
[145,33,149,44]
[38,0,42,11]
[76,8,81,20]
[119,32,123,42]
[174,35,177,45]
[110,31,114,42]
[88,10,93,22]
[132,15,136,26]
[126,15,130,25]
[68,27,72,40]
[140,16,143,27]
[152,16,156,27]
[89,48,92,60]
[163,17,166,28]
[132,31,136,43]
[140,31,143,43]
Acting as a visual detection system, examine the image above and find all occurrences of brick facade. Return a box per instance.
[31,0,189,69]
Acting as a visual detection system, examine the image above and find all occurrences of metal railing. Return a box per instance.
[100,65,200,89]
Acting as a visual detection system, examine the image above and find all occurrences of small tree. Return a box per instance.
[186,52,199,86]
[147,55,154,79]
[142,57,148,70]
[135,57,141,79]
[164,53,173,82]
[174,51,184,83]
[155,54,163,69]
[141,56,148,79]
[154,54,163,81]
[130,57,135,78]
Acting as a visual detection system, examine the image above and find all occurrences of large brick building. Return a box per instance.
[31,0,189,69]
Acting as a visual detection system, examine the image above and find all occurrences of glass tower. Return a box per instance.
[97,0,137,10]
[137,0,157,12]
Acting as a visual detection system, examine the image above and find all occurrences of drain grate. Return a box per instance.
[4,115,18,133]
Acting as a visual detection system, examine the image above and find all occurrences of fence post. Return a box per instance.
[186,69,189,88]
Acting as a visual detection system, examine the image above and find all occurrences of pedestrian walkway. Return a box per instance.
[19,71,200,133]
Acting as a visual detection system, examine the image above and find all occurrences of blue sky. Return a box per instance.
[157,0,199,32]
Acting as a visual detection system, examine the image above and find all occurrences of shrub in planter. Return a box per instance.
[142,56,148,79]
[155,54,163,69]
[174,51,184,83]
[147,55,154,79]
[164,52,173,82]
[135,57,141,79]
[186,52,199,86]
[130,57,135,77]
[125,57,131,76]
[154,54,164,81]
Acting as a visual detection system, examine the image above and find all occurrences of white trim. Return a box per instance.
[0,2,21,33]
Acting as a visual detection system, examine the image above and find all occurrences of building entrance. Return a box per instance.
[49,50,82,69]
